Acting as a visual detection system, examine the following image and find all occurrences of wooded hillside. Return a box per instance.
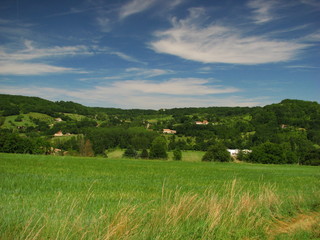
[0,94,319,165]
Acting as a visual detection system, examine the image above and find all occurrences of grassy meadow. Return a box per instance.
[0,153,319,239]
[107,149,205,162]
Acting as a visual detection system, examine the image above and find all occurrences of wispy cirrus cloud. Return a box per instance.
[247,0,277,24]
[285,65,320,70]
[0,63,79,75]
[125,67,173,78]
[79,67,173,82]
[110,51,146,64]
[0,39,146,75]
[0,40,92,62]
[300,0,320,8]
[0,40,91,75]
[150,7,310,65]
[96,16,112,32]
[119,0,157,20]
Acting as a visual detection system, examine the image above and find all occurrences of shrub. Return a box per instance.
[123,146,138,158]
[202,143,230,162]
[149,136,168,159]
[173,149,182,161]
[140,149,149,159]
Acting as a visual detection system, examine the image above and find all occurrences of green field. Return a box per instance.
[0,153,319,239]
[107,149,204,162]
[64,113,87,121]
[1,112,55,130]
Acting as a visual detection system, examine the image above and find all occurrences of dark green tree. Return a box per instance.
[202,143,230,162]
[140,148,149,159]
[249,142,284,164]
[303,148,320,166]
[149,136,168,159]
[237,150,250,161]
[173,148,182,161]
[123,146,138,158]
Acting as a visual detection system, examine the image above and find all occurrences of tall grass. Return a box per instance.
[1,180,318,239]
[0,153,319,239]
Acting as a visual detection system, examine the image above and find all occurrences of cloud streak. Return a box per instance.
[0,40,92,62]
[112,78,239,95]
[0,62,79,75]
[125,68,173,78]
[247,0,277,24]
[119,0,156,20]
[0,40,92,75]
[0,78,245,109]
[150,7,309,65]
[0,40,145,75]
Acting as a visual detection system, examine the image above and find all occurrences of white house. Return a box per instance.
[227,149,240,156]
[227,149,252,156]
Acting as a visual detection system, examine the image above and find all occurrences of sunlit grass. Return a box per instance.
[0,153,319,239]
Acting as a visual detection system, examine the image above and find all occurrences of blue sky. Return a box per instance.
[0,0,319,109]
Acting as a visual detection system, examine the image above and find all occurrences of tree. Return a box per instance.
[80,139,94,157]
[140,148,149,159]
[237,150,250,161]
[173,148,182,161]
[15,115,24,122]
[303,148,320,166]
[149,136,168,159]
[202,143,230,162]
[249,142,284,164]
[123,146,138,158]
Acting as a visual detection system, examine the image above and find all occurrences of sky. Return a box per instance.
[0,0,319,109]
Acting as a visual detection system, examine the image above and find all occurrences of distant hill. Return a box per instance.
[0,94,157,117]
[0,94,319,165]
[1,93,318,117]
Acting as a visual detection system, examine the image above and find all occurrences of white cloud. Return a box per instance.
[0,40,92,75]
[78,67,173,82]
[112,78,239,95]
[0,40,91,62]
[96,17,112,32]
[110,51,146,64]
[0,62,80,75]
[301,31,320,42]
[285,65,320,69]
[125,68,173,77]
[0,78,246,109]
[150,8,309,65]
[0,84,262,109]
[167,0,184,9]
[300,0,320,8]
[247,0,277,24]
[119,0,156,20]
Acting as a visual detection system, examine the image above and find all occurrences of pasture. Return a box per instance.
[0,153,319,239]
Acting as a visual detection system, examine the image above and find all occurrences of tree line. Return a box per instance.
[0,94,319,165]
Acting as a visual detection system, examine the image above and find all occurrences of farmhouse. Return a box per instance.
[195,120,209,125]
[163,129,177,134]
[227,149,239,156]
[227,149,252,156]
[53,131,63,137]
